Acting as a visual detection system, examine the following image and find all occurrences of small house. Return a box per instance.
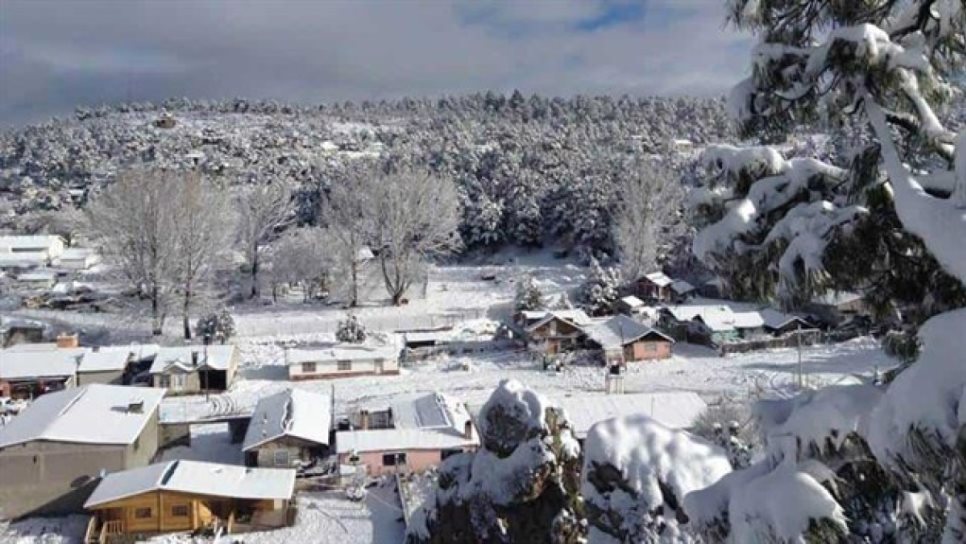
[521,309,593,355]
[670,280,696,302]
[286,344,399,380]
[402,329,453,350]
[0,346,87,399]
[55,247,100,270]
[584,315,674,363]
[0,235,66,263]
[84,460,295,539]
[150,344,238,394]
[615,295,645,316]
[555,391,707,442]
[75,349,132,386]
[0,384,165,519]
[759,309,816,336]
[335,392,478,476]
[661,304,767,346]
[634,272,675,302]
[243,389,331,468]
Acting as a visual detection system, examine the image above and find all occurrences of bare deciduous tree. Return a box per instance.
[321,167,376,307]
[85,168,177,335]
[169,173,235,339]
[371,171,461,305]
[615,159,684,281]
[268,227,333,302]
[236,180,293,299]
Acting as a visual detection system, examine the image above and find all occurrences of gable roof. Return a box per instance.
[243,389,331,452]
[0,384,165,448]
[759,309,814,330]
[585,315,673,350]
[670,280,696,295]
[0,348,87,380]
[556,391,707,439]
[77,350,130,373]
[642,272,674,287]
[619,295,644,308]
[524,309,592,332]
[150,344,236,374]
[84,460,295,508]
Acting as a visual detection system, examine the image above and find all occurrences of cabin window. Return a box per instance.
[302,362,317,373]
[382,452,406,466]
[274,450,290,466]
[644,343,657,353]
[134,507,152,519]
[337,360,352,372]
[171,504,189,517]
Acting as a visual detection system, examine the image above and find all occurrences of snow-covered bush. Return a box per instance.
[194,308,235,343]
[513,274,546,313]
[407,380,583,544]
[335,314,367,344]
[581,414,732,543]
[577,258,621,316]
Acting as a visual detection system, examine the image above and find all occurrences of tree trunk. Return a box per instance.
[350,260,359,307]
[250,248,260,299]
[182,290,192,340]
[151,285,163,336]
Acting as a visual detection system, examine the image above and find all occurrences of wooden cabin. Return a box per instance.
[520,310,592,355]
[84,460,295,540]
[584,315,674,364]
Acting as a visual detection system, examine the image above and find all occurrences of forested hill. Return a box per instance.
[0,93,733,252]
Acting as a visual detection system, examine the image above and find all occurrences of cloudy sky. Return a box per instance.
[0,0,751,127]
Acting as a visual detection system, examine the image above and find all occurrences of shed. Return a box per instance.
[634,272,674,302]
[150,345,238,393]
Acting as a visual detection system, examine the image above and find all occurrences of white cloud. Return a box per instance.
[0,0,751,126]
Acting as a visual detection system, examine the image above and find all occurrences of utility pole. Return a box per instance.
[796,322,803,389]
[203,333,211,402]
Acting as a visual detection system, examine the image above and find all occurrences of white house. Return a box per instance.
[286,344,399,380]
[149,344,239,393]
[16,270,58,288]
[0,235,66,262]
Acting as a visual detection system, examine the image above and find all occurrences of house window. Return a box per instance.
[134,507,153,519]
[382,452,407,466]
[158,375,169,388]
[302,362,317,374]
[644,343,657,353]
[171,504,189,517]
[337,360,352,372]
[273,450,290,467]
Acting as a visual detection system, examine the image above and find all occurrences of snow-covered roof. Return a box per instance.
[759,309,814,330]
[150,344,236,374]
[620,295,644,308]
[0,235,63,251]
[670,280,696,295]
[0,348,87,379]
[243,388,331,452]
[98,343,161,361]
[286,344,399,365]
[0,253,47,266]
[812,291,864,307]
[584,315,673,350]
[84,460,295,508]
[337,392,477,454]
[335,428,476,454]
[557,392,707,439]
[77,350,130,373]
[58,248,96,260]
[0,384,165,448]
[524,309,593,331]
[664,305,764,332]
[18,271,57,282]
[403,330,453,344]
[643,272,674,287]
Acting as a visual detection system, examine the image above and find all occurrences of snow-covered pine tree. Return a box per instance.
[335,314,367,344]
[578,258,622,316]
[686,1,966,541]
[514,274,546,313]
[194,308,236,343]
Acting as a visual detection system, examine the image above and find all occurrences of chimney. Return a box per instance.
[463,419,474,440]
[360,410,369,430]
[56,333,79,349]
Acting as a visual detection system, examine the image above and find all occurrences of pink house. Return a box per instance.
[335,392,479,476]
